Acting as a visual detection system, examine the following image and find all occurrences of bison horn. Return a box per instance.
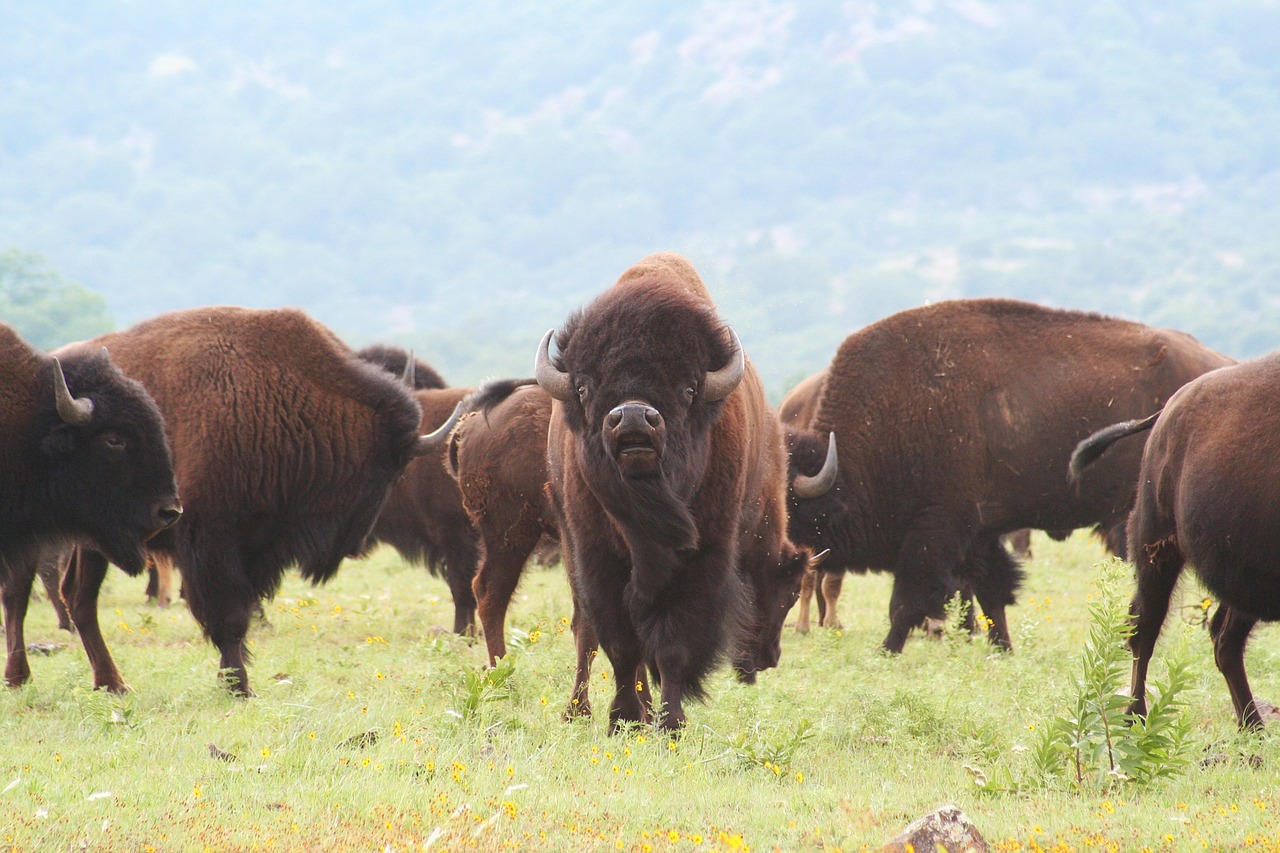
[793,431,838,499]
[808,549,831,570]
[413,401,462,456]
[52,357,94,426]
[401,350,417,388]
[702,327,745,402]
[534,329,573,402]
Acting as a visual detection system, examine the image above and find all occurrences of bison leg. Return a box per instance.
[149,552,176,608]
[63,549,128,693]
[1210,606,1264,730]
[2,554,38,687]
[968,538,1024,650]
[884,520,969,653]
[795,567,817,634]
[442,537,480,637]
[181,537,257,698]
[473,520,542,665]
[819,571,844,629]
[36,549,73,632]
[1126,530,1184,719]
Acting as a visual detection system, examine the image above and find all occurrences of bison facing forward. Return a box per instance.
[1,324,180,686]
[58,307,429,696]
[786,299,1231,653]
[1070,355,1274,729]
[539,253,815,731]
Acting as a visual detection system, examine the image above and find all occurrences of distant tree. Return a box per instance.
[0,248,114,350]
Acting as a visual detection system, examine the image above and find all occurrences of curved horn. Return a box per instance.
[400,349,417,388]
[413,401,463,456]
[52,357,94,426]
[808,549,831,570]
[793,432,838,499]
[702,327,745,402]
[534,329,573,402]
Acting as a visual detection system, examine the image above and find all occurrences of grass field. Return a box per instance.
[2,532,1279,852]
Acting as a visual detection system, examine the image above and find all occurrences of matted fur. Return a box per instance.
[786,298,1232,654]
[60,306,424,695]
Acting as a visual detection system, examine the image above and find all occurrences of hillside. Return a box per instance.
[3,1,1278,389]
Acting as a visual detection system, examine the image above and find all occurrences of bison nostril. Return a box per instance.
[606,408,624,429]
[156,504,183,528]
[644,407,661,427]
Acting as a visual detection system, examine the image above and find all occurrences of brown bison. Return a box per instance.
[356,345,480,635]
[56,306,432,696]
[538,252,817,731]
[785,298,1232,653]
[1069,355,1274,730]
[1,324,181,686]
[445,379,560,665]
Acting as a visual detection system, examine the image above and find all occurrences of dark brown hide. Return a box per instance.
[447,380,560,666]
[356,344,447,391]
[786,298,1231,653]
[1076,355,1274,729]
[369,386,480,635]
[57,307,423,695]
[0,324,179,687]
[544,252,810,732]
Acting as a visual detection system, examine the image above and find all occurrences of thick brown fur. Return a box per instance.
[369,385,480,635]
[57,306,424,696]
[1,323,179,688]
[356,344,447,391]
[446,380,560,666]
[545,253,811,732]
[786,298,1232,653]
[1084,354,1279,729]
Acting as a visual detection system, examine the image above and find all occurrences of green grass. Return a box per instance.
[3,533,1280,851]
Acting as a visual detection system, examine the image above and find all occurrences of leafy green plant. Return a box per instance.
[709,717,815,780]
[448,655,517,722]
[1033,558,1196,788]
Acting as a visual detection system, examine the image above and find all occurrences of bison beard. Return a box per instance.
[543,259,756,732]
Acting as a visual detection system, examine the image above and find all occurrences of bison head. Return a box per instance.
[535,285,743,548]
[734,546,828,682]
[40,349,181,574]
[785,428,850,570]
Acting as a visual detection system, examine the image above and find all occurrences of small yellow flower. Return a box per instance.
[795,771,804,782]
[308,731,316,740]
[193,785,202,798]
[668,830,680,842]
[506,765,514,776]
[668,741,677,751]
[261,748,271,758]
[540,696,548,705]
[375,671,384,680]
[636,735,647,744]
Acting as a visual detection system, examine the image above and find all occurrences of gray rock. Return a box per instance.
[881,804,989,853]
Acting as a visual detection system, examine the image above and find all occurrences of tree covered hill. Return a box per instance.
[3,1,1278,391]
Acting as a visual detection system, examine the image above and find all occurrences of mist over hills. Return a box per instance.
[4,1,1278,391]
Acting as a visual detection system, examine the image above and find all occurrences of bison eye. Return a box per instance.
[577,385,588,402]
[684,386,696,401]
[101,432,128,452]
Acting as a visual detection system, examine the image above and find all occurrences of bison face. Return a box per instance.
[734,547,816,682]
[41,351,180,574]
[786,429,853,570]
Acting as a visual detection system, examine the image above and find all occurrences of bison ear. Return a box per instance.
[41,423,79,457]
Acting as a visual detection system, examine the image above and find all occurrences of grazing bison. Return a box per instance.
[1069,356,1275,729]
[1,324,180,686]
[786,299,1231,653]
[539,252,818,731]
[357,345,481,635]
[56,306,431,696]
[445,379,559,665]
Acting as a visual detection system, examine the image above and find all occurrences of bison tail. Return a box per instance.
[460,377,538,420]
[1068,411,1161,483]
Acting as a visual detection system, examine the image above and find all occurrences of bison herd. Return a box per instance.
[0,251,1272,731]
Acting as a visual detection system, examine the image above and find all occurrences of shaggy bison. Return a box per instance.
[539,252,817,731]
[445,379,559,664]
[1,324,180,686]
[356,345,480,635]
[57,307,431,696]
[1070,355,1276,729]
[786,299,1231,653]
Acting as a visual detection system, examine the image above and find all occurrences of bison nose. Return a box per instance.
[155,503,183,529]
[606,403,662,433]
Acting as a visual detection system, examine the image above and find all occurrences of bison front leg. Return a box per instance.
[565,602,598,720]
[819,571,844,629]
[795,567,817,634]
[62,549,128,692]
[3,553,38,687]
[884,518,970,653]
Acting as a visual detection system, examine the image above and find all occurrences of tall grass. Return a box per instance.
[2,533,1278,851]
